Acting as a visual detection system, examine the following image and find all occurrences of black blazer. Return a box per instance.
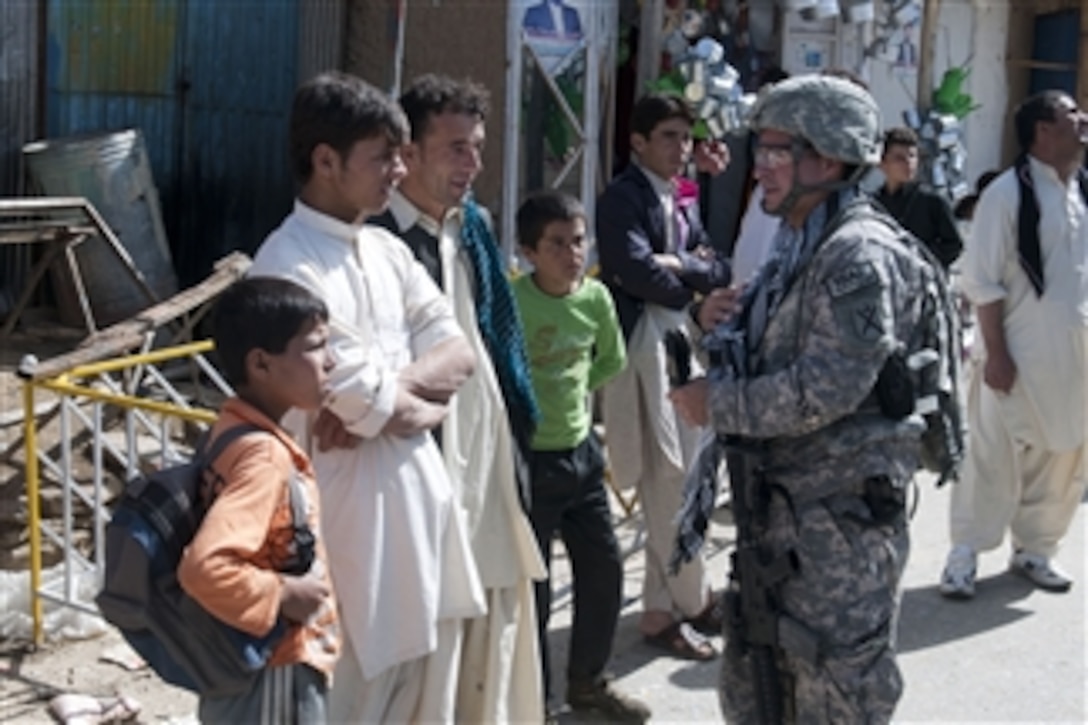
[874,181,963,269]
[596,164,731,340]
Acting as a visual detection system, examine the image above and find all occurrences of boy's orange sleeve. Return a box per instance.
[177,436,287,637]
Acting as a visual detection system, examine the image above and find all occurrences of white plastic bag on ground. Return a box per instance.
[0,564,108,642]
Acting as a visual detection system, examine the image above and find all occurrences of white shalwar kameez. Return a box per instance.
[387,192,546,723]
[952,156,1088,558]
[249,201,486,723]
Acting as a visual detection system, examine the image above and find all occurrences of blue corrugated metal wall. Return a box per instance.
[0,1,41,317]
[46,0,299,286]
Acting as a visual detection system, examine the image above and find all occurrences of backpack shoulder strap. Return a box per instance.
[286,471,308,525]
[282,469,316,575]
[197,423,264,468]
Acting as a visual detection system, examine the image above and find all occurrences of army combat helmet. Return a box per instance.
[749,73,882,168]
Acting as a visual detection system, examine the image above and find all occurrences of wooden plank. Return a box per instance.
[917,0,943,113]
[23,252,251,381]
[1009,57,1079,70]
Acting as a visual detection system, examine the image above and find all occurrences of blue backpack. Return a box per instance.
[95,424,314,697]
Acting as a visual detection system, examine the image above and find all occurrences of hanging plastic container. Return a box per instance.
[23,129,178,328]
[810,0,841,18]
[841,0,875,24]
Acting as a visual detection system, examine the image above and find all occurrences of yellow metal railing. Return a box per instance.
[21,340,226,644]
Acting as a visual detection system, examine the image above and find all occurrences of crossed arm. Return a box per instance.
[316,327,476,449]
[383,336,475,437]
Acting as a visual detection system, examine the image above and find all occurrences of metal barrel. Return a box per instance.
[23,129,178,327]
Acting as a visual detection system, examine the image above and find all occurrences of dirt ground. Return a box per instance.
[0,628,197,723]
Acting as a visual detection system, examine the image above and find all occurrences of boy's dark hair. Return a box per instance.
[399,74,490,142]
[630,93,695,139]
[517,191,586,250]
[213,277,329,387]
[290,71,408,184]
[882,126,919,154]
[953,169,1001,220]
[1014,90,1071,152]
[976,169,999,193]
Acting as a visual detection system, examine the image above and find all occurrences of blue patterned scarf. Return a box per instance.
[460,196,540,441]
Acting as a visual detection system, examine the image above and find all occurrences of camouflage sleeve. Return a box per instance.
[708,240,898,439]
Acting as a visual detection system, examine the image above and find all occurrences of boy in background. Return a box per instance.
[512,192,650,723]
[179,276,340,723]
[874,126,964,269]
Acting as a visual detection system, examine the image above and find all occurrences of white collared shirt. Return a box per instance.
[635,160,678,252]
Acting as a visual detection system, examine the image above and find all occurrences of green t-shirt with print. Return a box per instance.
[512,274,627,451]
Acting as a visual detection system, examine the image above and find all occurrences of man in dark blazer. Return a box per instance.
[596,93,731,661]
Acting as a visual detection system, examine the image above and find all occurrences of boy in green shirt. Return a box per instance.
[512,192,649,723]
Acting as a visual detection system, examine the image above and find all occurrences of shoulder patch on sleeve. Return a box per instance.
[825,261,880,298]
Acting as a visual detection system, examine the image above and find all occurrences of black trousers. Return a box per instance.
[529,433,623,701]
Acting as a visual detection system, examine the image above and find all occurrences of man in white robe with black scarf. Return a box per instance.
[940,90,1088,599]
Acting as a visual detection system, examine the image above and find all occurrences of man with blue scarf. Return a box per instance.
[669,75,930,723]
[369,73,547,724]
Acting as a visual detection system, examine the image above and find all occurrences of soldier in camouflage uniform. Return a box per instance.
[670,75,929,723]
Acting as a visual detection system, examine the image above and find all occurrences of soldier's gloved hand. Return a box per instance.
[696,286,743,332]
[668,377,710,428]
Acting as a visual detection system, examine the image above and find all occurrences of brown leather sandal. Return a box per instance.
[642,621,717,661]
[687,594,725,636]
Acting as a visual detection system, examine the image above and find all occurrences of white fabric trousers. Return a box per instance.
[950,368,1086,558]
[456,581,543,724]
[638,435,708,617]
[602,305,706,619]
[328,618,461,724]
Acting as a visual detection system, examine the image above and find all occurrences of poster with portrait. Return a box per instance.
[515,0,592,76]
[513,0,597,170]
